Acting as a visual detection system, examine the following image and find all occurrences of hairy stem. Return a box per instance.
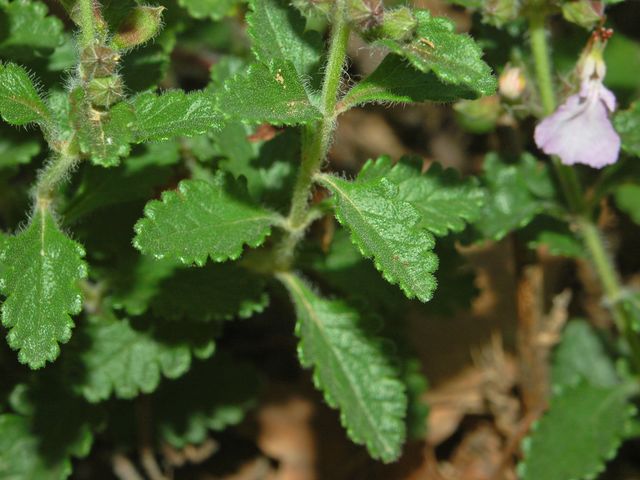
[529,15,640,371]
[35,152,79,211]
[78,0,97,47]
[277,0,350,267]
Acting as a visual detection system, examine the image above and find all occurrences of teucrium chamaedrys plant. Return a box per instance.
[2,0,640,476]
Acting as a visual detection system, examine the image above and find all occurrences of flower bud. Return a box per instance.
[80,44,120,79]
[111,6,165,51]
[498,66,526,101]
[87,75,124,107]
[379,7,417,42]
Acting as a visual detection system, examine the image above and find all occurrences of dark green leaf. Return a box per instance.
[341,54,480,111]
[155,351,260,448]
[0,123,41,169]
[178,0,240,20]
[150,262,269,321]
[279,273,407,463]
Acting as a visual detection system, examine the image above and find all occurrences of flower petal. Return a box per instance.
[534,91,620,169]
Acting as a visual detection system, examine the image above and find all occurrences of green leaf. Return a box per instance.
[519,382,635,480]
[0,0,64,60]
[129,90,223,142]
[0,209,87,369]
[614,101,640,157]
[473,153,555,241]
[68,312,217,402]
[150,262,269,321]
[247,0,322,76]
[551,320,619,390]
[0,62,51,126]
[134,173,278,265]
[376,10,496,97]
[178,0,240,20]
[155,351,260,448]
[521,217,586,258]
[614,183,640,225]
[73,93,135,168]
[218,60,322,125]
[359,156,486,236]
[279,273,407,463]
[0,123,41,169]
[341,54,480,111]
[0,414,73,480]
[318,173,438,302]
[304,228,408,316]
[63,142,180,222]
[2,378,102,480]
[108,256,177,316]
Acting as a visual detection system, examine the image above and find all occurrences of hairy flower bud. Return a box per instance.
[87,75,124,107]
[111,6,165,51]
[80,44,120,79]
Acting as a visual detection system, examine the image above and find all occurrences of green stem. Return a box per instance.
[277,0,350,268]
[529,15,640,371]
[78,0,96,47]
[35,153,79,210]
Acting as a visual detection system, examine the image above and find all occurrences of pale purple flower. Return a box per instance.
[534,59,620,169]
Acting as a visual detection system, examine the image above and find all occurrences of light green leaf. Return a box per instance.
[522,217,585,258]
[178,0,240,20]
[359,156,486,236]
[614,101,640,157]
[0,62,51,126]
[150,263,269,321]
[0,415,72,480]
[279,273,407,463]
[551,320,619,390]
[519,382,635,480]
[247,0,322,76]
[0,124,41,169]
[340,54,480,111]
[0,0,64,59]
[129,90,223,142]
[473,153,555,241]
[0,209,87,369]
[614,183,640,225]
[377,10,496,97]
[155,352,260,448]
[218,60,322,125]
[134,173,278,265]
[69,312,217,402]
[318,173,438,302]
